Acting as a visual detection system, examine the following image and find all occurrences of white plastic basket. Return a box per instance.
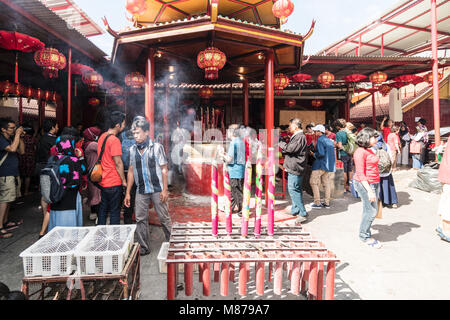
[19,227,94,277]
[74,225,136,275]
[157,242,198,273]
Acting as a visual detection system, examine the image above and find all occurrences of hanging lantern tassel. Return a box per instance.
[74,80,77,97]
[404,87,407,99]
[298,86,301,97]
[15,53,19,84]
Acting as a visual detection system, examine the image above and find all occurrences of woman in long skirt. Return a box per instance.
[436,143,450,242]
[397,121,410,168]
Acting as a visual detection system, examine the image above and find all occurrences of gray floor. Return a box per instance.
[1,168,449,300]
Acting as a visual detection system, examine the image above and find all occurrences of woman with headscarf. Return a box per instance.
[411,118,428,169]
[373,135,399,209]
[82,126,102,221]
[47,135,87,231]
[397,121,411,168]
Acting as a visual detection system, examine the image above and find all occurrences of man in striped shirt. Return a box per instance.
[124,117,171,256]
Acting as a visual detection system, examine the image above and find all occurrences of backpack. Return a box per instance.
[343,131,357,155]
[376,146,392,174]
[40,156,68,204]
[88,134,113,183]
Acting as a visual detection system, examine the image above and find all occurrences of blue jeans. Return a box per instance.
[98,185,123,225]
[412,155,423,169]
[287,173,307,217]
[353,180,379,241]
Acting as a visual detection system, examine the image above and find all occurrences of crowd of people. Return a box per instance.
[0,112,171,257]
[0,111,448,253]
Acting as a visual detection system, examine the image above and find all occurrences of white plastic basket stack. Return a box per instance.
[19,227,93,277]
[74,225,136,275]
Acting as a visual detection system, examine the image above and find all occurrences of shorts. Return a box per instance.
[0,176,20,203]
[341,155,353,173]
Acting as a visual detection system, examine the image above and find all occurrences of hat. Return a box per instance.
[312,124,325,133]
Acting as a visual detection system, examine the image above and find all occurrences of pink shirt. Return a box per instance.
[387,133,400,153]
[353,147,380,184]
[438,145,450,185]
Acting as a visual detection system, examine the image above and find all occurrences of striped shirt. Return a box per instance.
[130,140,168,194]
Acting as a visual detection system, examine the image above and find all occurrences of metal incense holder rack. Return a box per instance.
[166,222,339,300]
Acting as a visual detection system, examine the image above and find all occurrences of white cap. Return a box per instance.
[312,124,325,133]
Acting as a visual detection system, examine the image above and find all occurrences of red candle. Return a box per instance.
[223,164,232,236]
[211,160,219,236]
[267,147,275,236]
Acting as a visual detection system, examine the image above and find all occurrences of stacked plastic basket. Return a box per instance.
[20,225,136,277]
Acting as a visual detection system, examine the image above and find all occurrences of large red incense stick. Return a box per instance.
[267,147,275,236]
[254,147,263,237]
[223,164,232,236]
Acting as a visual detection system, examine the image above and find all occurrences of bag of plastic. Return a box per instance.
[409,166,443,194]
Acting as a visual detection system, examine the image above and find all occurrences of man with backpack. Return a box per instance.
[334,119,356,193]
[96,111,127,225]
[0,118,24,239]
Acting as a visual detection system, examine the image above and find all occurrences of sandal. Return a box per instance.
[0,228,13,239]
[5,219,23,230]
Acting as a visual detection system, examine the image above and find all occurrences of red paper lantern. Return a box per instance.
[34,48,67,79]
[274,73,290,95]
[44,90,51,101]
[423,72,443,85]
[82,71,104,91]
[272,0,294,24]
[197,47,227,80]
[126,0,147,15]
[318,72,335,88]
[34,88,43,101]
[24,86,33,102]
[0,81,12,97]
[52,92,57,103]
[88,98,101,107]
[125,72,145,93]
[291,74,311,82]
[311,99,323,108]
[285,99,296,107]
[69,63,94,75]
[369,71,387,86]
[198,87,214,99]
[13,83,22,96]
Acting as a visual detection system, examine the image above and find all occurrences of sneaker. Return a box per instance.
[89,213,97,221]
[311,203,323,209]
[392,204,398,209]
[321,203,330,209]
[295,216,307,225]
[364,238,382,249]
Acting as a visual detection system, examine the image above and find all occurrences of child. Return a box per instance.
[387,125,401,171]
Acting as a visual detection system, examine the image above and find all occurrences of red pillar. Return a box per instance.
[265,51,274,204]
[372,93,376,129]
[229,84,233,125]
[164,83,170,157]
[243,79,249,126]
[431,0,441,147]
[145,49,155,139]
[67,47,72,126]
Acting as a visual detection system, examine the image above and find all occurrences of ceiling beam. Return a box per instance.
[383,21,450,37]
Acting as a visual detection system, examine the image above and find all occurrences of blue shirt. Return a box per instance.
[336,130,348,157]
[130,140,168,195]
[227,137,245,179]
[121,131,135,171]
[312,135,336,172]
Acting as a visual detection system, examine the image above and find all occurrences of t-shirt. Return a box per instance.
[0,135,19,177]
[353,147,380,184]
[327,132,336,141]
[387,133,400,153]
[336,130,348,157]
[382,127,391,142]
[227,137,245,179]
[97,133,123,188]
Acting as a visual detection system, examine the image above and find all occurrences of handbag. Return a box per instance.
[410,140,422,154]
[88,134,113,183]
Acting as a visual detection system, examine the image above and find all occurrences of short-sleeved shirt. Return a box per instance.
[0,135,19,177]
[387,133,400,153]
[130,140,167,194]
[227,137,245,179]
[382,127,391,142]
[336,130,348,157]
[97,133,123,188]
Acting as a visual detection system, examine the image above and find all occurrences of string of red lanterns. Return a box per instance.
[0,80,60,103]
[125,72,145,93]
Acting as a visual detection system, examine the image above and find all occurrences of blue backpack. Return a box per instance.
[40,156,67,204]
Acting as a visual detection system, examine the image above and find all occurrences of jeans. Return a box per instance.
[353,180,379,241]
[287,173,307,217]
[412,155,423,169]
[98,185,123,225]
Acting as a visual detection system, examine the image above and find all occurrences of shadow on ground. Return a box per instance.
[371,222,421,242]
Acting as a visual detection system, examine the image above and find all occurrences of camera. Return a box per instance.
[22,127,33,134]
